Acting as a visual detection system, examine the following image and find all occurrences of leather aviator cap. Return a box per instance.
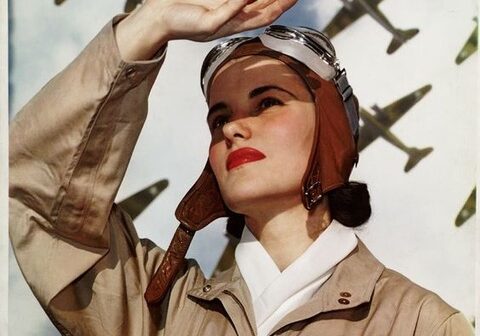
[145,29,359,305]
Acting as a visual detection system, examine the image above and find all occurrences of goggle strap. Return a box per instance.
[334,70,359,140]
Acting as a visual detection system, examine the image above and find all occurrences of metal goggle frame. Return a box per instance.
[200,25,359,141]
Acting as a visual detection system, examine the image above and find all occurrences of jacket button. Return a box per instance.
[340,292,351,297]
[338,298,350,305]
[203,284,212,293]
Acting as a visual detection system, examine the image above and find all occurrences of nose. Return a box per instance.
[222,118,252,147]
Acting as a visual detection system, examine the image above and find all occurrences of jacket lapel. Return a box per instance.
[269,240,385,334]
[187,239,384,336]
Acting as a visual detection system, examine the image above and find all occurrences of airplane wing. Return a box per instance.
[322,4,366,39]
[124,0,142,13]
[323,0,383,39]
[358,84,432,151]
[455,17,478,65]
[455,187,476,227]
[358,109,380,151]
[118,179,169,220]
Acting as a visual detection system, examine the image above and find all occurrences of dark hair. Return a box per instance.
[225,181,371,239]
[326,181,371,228]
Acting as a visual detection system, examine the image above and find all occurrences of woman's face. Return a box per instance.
[207,56,316,214]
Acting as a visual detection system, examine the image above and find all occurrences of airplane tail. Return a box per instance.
[387,28,420,54]
[404,147,433,172]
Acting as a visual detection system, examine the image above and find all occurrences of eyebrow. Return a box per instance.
[207,85,298,120]
[207,102,227,121]
[249,85,298,99]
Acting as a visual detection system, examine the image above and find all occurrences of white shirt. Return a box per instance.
[235,220,358,336]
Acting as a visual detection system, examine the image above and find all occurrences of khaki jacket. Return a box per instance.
[9,18,474,336]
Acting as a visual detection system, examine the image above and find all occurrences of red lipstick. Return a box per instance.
[227,147,266,171]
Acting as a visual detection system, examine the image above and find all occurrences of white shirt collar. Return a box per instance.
[235,220,358,335]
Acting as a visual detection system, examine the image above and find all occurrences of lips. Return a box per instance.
[226,147,266,171]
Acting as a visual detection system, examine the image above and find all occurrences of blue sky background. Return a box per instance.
[8,0,478,334]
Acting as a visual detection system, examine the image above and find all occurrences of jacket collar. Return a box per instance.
[269,239,385,333]
[188,239,384,335]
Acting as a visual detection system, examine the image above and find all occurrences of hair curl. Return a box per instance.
[326,181,371,228]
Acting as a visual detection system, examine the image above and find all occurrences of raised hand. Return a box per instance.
[116,0,297,60]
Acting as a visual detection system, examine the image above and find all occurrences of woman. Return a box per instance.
[9,0,472,335]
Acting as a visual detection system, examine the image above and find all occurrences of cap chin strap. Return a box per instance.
[144,163,229,304]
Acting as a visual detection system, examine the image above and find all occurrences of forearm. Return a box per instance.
[115,3,170,61]
[9,15,167,309]
[10,16,164,246]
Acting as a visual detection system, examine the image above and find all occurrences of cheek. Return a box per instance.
[208,143,224,176]
[269,108,315,153]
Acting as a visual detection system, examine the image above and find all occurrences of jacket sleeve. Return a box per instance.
[432,312,474,336]
[9,16,170,335]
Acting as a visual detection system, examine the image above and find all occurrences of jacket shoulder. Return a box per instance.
[377,267,455,312]
[375,267,473,334]
[376,268,456,306]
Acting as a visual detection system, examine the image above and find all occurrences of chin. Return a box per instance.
[221,190,259,214]
[221,186,302,216]
[219,181,268,212]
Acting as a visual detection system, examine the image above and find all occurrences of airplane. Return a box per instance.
[54,0,142,13]
[358,84,433,172]
[455,187,476,227]
[118,179,169,220]
[323,0,419,54]
[455,17,478,65]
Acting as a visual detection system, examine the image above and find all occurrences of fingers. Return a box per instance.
[274,0,298,12]
[230,0,298,34]
[199,0,252,35]
[190,0,298,41]
[242,0,297,16]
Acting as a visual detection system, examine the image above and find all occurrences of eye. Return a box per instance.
[210,115,229,131]
[257,97,283,111]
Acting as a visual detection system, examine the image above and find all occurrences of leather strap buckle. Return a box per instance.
[304,181,323,210]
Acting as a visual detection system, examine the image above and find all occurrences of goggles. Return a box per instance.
[200,25,359,141]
